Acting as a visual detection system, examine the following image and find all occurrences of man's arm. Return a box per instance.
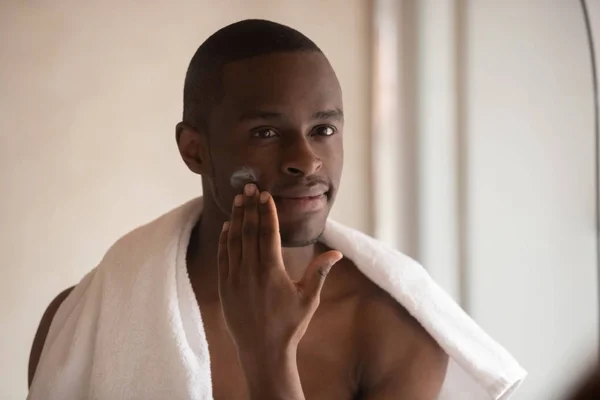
[357,292,449,399]
[28,286,74,387]
[217,187,343,400]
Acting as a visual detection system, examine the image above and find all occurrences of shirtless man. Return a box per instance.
[29,20,448,399]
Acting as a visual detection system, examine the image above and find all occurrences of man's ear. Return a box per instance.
[175,122,210,175]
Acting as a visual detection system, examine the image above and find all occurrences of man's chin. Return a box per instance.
[276,207,329,247]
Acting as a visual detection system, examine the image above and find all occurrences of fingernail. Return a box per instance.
[234,195,243,207]
[222,221,230,231]
[259,191,270,204]
[244,183,255,196]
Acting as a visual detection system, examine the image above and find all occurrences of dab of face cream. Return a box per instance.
[230,166,259,191]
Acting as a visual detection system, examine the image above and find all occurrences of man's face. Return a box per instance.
[206,51,344,247]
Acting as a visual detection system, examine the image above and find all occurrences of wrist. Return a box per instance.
[237,345,304,400]
[238,341,297,365]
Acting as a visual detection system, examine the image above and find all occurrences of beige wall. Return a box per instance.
[466,1,597,399]
[0,1,371,398]
[373,1,598,399]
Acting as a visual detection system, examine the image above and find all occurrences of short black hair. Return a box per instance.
[182,19,322,132]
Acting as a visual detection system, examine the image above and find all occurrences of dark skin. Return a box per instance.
[28,52,448,399]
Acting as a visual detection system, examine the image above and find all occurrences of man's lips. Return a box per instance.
[272,193,327,214]
[274,194,326,200]
[271,185,329,199]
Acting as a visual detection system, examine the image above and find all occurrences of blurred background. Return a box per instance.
[0,0,598,399]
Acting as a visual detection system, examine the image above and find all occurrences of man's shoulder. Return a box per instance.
[326,256,417,331]
[330,259,448,387]
[340,257,439,349]
[340,259,448,396]
[345,262,416,334]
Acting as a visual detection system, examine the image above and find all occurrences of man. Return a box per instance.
[28,20,450,399]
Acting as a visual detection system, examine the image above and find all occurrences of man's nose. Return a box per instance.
[280,137,322,177]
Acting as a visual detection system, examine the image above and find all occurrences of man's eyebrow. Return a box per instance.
[238,110,283,122]
[237,108,344,123]
[313,108,344,121]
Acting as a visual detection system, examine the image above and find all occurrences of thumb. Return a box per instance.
[300,250,344,301]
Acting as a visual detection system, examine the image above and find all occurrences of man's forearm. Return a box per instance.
[238,345,305,400]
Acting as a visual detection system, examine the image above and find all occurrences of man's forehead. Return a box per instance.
[211,52,343,126]
[221,52,341,98]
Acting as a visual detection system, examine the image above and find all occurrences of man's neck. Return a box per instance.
[188,200,325,301]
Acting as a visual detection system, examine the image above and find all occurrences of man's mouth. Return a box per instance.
[272,192,328,214]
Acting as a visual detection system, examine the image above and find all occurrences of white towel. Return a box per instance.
[28,197,526,400]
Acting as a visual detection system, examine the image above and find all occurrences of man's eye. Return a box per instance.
[252,128,279,139]
[314,125,336,136]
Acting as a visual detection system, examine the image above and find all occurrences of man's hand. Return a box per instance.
[217,183,342,399]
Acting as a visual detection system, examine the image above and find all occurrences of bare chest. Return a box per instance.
[199,300,360,400]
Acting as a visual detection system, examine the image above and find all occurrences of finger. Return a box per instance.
[258,191,283,268]
[217,221,230,285]
[299,251,344,302]
[241,183,259,267]
[228,194,244,273]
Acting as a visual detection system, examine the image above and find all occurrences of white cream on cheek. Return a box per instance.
[229,166,260,191]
